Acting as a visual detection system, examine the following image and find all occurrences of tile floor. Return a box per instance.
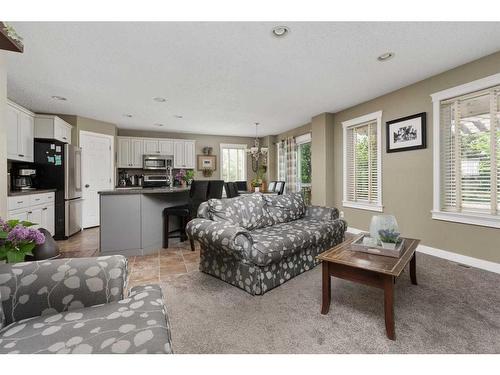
[57,227,200,288]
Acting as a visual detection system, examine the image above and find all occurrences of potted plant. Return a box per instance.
[184,169,195,186]
[0,218,45,263]
[250,165,265,191]
[378,229,400,250]
[202,168,214,177]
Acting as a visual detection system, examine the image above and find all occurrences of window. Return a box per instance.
[342,111,383,212]
[296,133,312,204]
[431,74,500,228]
[220,143,247,181]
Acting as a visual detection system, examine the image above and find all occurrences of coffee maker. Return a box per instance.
[13,168,37,190]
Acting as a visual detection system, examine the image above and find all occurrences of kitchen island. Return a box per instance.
[98,187,190,256]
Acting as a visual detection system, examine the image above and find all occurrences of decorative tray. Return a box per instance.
[350,233,405,258]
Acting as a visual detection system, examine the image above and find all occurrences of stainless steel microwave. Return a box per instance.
[143,155,173,170]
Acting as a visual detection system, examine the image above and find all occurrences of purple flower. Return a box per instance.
[6,225,45,245]
[0,218,9,232]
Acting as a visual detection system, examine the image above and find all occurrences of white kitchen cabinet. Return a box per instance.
[183,141,195,168]
[117,137,144,168]
[143,139,159,154]
[34,115,73,144]
[6,100,35,162]
[7,192,56,236]
[143,138,174,155]
[174,140,195,168]
[159,139,174,155]
[130,138,144,168]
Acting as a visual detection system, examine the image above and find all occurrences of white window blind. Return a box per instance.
[343,111,382,212]
[220,144,247,181]
[439,86,500,217]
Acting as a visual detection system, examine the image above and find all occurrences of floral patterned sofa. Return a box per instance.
[186,192,347,295]
[0,256,173,354]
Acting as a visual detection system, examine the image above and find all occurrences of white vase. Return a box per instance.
[369,215,399,243]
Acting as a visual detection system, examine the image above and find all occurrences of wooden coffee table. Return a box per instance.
[317,235,420,340]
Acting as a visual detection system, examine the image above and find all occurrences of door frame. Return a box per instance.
[79,130,115,228]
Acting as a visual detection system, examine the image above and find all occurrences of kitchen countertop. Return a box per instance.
[8,188,57,197]
[98,187,190,195]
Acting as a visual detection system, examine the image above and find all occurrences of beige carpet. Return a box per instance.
[161,252,500,353]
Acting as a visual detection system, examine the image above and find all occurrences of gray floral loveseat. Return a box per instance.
[186,192,347,295]
[0,256,173,354]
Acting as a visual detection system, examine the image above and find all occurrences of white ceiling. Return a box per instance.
[6,22,500,137]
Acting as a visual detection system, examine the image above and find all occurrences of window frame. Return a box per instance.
[431,72,500,228]
[342,110,383,212]
[219,143,247,182]
[296,133,312,189]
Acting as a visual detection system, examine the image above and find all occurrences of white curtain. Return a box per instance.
[278,137,298,193]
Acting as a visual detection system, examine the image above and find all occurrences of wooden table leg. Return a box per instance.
[321,262,331,315]
[383,276,395,340]
[410,253,417,285]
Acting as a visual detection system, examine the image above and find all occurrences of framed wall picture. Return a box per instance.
[197,155,217,171]
[386,112,426,153]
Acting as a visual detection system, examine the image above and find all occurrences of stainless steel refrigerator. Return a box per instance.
[34,140,83,239]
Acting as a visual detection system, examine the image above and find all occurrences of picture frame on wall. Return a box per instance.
[386,112,426,153]
[197,154,217,171]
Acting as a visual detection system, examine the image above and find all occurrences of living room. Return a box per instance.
[1,0,500,373]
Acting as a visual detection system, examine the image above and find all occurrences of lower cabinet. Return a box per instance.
[7,193,55,236]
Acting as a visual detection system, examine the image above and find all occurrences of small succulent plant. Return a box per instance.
[378,229,400,244]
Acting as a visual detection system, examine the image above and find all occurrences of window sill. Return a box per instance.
[431,210,500,229]
[342,201,384,212]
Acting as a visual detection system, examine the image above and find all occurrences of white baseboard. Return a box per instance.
[346,227,500,274]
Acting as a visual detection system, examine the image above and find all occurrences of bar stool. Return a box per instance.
[163,180,208,249]
[207,180,224,199]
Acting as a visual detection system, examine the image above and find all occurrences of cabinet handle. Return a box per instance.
[63,137,67,140]
[18,154,24,157]
[28,211,32,214]
[42,208,47,211]
[17,201,24,204]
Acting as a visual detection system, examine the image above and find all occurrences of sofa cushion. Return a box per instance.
[0,285,172,354]
[247,217,342,266]
[264,193,306,225]
[208,193,270,230]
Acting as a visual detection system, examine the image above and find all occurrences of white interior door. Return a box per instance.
[80,131,114,228]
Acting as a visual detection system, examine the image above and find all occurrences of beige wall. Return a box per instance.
[311,114,334,206]
[118,129,257,183]
[57,115,117,147]
[0,54,7,217]
[331,51,500,263]
[277,123,312,140]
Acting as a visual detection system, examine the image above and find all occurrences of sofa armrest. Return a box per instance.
[305,206,340,221]
[186,218,253,258]
[0,255,128,326]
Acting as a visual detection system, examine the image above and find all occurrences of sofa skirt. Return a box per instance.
[199,233,345,295]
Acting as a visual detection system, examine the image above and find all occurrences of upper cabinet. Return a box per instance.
[174,140,196,169]
[117,137,144,168]
[34,115,73,144]
[143,138,174,155]
[117,136,195,169]
[6,100,34,162]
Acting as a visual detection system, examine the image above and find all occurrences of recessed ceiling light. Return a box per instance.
[377,52,395,62]
[174,115,183,119]
[271,26,290,38]
[153,97,166,102]
[123,114,133,118]
[51,95,67,101]
[154,123,164,127]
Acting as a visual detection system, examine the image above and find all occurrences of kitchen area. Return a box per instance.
[6,97,197,257]
[6,99,82,241]
[99,136,197,256]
